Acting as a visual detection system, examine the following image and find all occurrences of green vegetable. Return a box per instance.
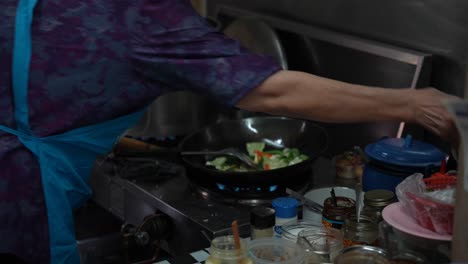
[206,157,229,171]
[246,142,265,156]
[206,142,309,172]
[263,155,288,170]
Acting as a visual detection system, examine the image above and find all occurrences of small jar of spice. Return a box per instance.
[363,189,396,222]
[322,196,356,230]
[250,206,275,240]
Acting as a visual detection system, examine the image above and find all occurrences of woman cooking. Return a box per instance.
[0,0,459,263]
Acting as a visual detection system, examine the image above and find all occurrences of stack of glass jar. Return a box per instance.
[205,187,413,264]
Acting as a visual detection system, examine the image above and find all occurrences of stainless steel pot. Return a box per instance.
[126,91,227,138]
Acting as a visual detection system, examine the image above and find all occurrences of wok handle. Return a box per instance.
[115,137,161,152]
[113,138,182,163]
[181,151,222,156]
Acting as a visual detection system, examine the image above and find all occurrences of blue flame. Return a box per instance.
[269,185,278,192]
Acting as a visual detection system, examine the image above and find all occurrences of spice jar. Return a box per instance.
[363,190,396,222]
[205,235,253,264]
[342,214,378,247]
[250,206,275,240]
[322,197,355,230]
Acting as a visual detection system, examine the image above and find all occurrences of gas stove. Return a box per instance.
[89,153,337,262]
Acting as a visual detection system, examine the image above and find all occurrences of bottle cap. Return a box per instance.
[272,197,299,218]
[364,189,395,207]
[250,206,276,229]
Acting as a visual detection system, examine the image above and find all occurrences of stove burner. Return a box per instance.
[192,182,310,207]
[215,183,278,193]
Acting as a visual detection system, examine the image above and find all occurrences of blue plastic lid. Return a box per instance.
[272,197,299,218]
[365,135,447,167]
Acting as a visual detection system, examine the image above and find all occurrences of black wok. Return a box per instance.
[179,116,328,188]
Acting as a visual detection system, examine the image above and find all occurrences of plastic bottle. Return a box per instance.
[272,197,299,237]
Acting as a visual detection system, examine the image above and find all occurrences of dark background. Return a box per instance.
[207,0,468,97]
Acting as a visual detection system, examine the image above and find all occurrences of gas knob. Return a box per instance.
[135,231,150,246]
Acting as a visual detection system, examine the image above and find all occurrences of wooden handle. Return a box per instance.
[115,137,160,152]
[232,220,241,250]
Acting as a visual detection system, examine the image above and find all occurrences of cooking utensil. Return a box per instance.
[224,17,288,70]
[182,148,258,169]
[232,220,241,250]
[125,91,227,138]
[355,183,362,222]
[285,188,323,214]
[180,117,328,190]
[116,117,328,193]
[223,16,288,120]
[115,137,161,152]
[330,188,338,207]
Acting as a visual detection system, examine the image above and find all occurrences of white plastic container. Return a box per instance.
[272,197,299,237]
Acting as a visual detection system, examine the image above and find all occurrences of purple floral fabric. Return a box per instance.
[0,0,280,262]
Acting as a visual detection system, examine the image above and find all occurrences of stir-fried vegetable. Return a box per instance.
[206,142,309,172]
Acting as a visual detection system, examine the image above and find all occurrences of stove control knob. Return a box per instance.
[135,231,150,246]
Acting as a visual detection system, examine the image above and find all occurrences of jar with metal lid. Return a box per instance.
[363,190,396,222]
[322,197,356,230]
[334,245,390,264]
[250,206,275,240]
[342,214,378,247]
[205,235,253,264]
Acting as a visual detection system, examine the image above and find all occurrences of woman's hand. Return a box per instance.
[410,88,461,144]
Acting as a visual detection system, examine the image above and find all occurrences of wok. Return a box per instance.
[179,116,328,188]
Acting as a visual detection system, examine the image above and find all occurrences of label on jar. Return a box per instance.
[322,216,344,229]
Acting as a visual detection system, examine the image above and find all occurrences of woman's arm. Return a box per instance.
[237,70,459,141]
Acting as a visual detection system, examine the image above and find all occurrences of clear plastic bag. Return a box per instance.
[396,173,455,235]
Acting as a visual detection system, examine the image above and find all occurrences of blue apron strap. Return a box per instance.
[12,0,38,135]
[8,1,147,263]
[0,124,22,136]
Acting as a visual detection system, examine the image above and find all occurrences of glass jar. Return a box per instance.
[205,236,253,264]
[279,220,322,242]
[250,206,275,240]
[322,197,356,230]
[296,228,343,263]
[334,245,390,264]
[363,190,396,222]
[249,238,306,264]
[342,214,378,247]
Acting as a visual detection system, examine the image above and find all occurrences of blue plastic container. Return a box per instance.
[362,135,446,193]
